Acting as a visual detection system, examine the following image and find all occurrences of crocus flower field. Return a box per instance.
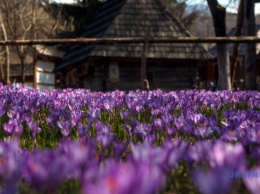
[0,83,260,194]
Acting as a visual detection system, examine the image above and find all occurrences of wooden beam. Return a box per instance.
[2,37,260,45]
[141,27,151,90]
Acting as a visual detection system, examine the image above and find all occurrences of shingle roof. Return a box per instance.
[210,25,260,58]
[56,0,211,71]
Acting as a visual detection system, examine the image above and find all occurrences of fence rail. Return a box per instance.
[2,36,260,45]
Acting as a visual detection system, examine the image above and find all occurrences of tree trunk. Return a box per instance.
[244,0,257,90]
[0,11,10,85]
[207,0,231,90]
[14,46,26,84]
[231,0,244,89]
[217,44,231,90]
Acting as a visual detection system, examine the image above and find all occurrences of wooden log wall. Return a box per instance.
[107,63,142,91]
[149,62,195,91]
[69,60,198,92]
[107,61,196,91]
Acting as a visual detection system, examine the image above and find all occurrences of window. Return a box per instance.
[109,62,119,82]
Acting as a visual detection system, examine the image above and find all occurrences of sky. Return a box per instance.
[52,0,260,13]
[188,0,260,13]
[188,0,236,6]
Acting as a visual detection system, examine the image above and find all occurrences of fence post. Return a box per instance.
[141,27,151,90]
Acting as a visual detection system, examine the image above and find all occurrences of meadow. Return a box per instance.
[0,83,259,194]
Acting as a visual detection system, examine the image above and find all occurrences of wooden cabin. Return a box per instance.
[55,0,212,91]
[1,51,35,87]
[34,46,64,90]
[0,46,63,90]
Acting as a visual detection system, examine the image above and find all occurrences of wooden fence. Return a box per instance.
[2,36,260,90]
[1,36,260,45]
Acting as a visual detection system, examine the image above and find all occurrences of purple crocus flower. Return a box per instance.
[22,150,75,191]
[187,141,212,164]
[23,114,32,123]
[134,123,148,137]
[135,105,144,113]
[28,121,41,140]
[124,124,132,137]
[151,108,160,117]
[0,139,22,178]
[243,167,260,194]
[194,126,215,139]
[165,125,175,136]
[87,108,100,124]
[97,132,115,149]
[96,121,112,133]
[120,110,130,121]
[209,141,245,170]
[77,122,89,137]
[193,167,233,194]
[102,97,115,111]
[7,109,18,120]
[46,114,59,126]
[163,139,188,169]
[0,99,6,117]
[143,134,157,144]
[83,160,165,194]
[191,113,205,125]
[59,139,98,181]
[154,118,164,130]
[70,110,83,128]
[3,119,23,137]
[113,141,129,160]
[46,115,54,124]
[0,139,23,194]
[130,119,138,128]
[130,142,169,167]
[220,130,239,142]
[174,117,185,131]
[57,120,71,137]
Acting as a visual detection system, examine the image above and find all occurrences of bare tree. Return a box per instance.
[160,0,199,30]
[207,0,231,90]
[2,0,27,84]
[0,0,64,84]
[244,0,257,90]
[231,0,244,88]
[0,11,10,85]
